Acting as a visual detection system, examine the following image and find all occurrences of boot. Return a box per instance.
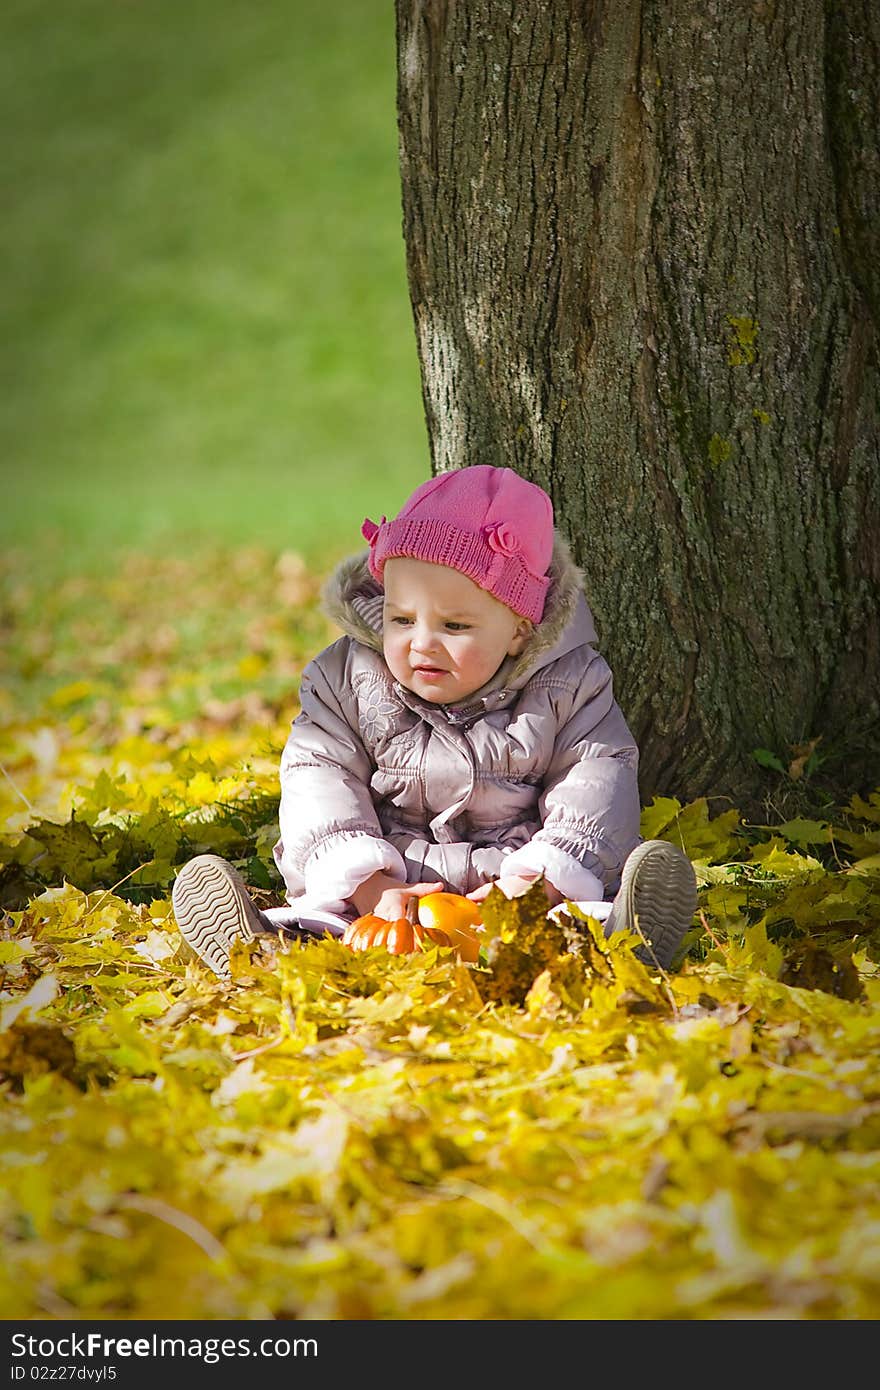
[172,854,267,980]
[604,839,698,970]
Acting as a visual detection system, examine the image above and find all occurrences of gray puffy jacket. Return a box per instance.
[272,536,641,916]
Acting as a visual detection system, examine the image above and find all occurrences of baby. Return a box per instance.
[172,465,697,977]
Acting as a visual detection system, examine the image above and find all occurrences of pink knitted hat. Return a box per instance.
[361,465,554,623]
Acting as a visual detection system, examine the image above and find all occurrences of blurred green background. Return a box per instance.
[1,0,426,576]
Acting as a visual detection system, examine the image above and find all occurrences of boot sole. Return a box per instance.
[171,854,262,979]
[613,839,698,970]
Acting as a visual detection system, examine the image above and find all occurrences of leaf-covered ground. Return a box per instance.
[2,547,879,1320]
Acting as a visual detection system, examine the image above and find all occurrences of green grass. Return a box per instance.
[1,0,426,574]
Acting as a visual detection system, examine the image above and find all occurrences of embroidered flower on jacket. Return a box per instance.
[358,684,400,744]
[482,521,520,557]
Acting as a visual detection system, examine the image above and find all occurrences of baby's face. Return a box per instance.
[382,557,531,704]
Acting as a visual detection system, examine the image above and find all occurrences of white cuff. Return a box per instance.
[302,836,406,912]
[550,900,612,924]
[502,843,605,904]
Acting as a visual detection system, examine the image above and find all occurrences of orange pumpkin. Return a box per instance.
[418,891,482,964]
[343,893,481,962]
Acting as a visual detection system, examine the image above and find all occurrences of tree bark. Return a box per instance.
[394,0,880,809]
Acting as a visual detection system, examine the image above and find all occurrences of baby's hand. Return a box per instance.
[467,874,538,902]
[468,875,565,906]
[371,880,445,923]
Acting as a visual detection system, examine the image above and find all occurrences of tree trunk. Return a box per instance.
[394,0,879,810]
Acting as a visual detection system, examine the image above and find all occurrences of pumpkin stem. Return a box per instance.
[405,896,420,926]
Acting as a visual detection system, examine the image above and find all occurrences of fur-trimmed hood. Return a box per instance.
[320,530,598,691]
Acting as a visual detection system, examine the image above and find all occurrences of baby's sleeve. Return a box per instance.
[272,647,405,911]
[504,651,641,899]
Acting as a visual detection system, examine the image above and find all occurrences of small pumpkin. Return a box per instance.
[418,891,482,963]
[343,893,481,962]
